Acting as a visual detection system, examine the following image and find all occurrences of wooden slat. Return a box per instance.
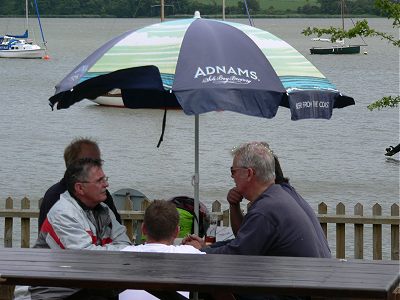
[212,200,222,226]
[20,197,30,248]
[391,204,399,261]
[318,202,328,238]
[336,203,345,259]
[0,248,398,299]
[115,211,145,220]
[354,203,364,259]
[4,198,13,248]
[122,194,134,242]
[373,204,383,260]
[0,285,14,300]
[317,215,400,225]
[0,209,39,218]
[211,200,221,213]
[222,209,230,226]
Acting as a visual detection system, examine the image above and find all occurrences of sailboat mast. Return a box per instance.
[243,0,253,26]
[160,0,164,22]
[341,0,345,30]
[33,0,46,47]
[25,0,28,32]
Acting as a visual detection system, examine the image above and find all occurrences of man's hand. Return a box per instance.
[182,234,205,249]
[227,188,243,206]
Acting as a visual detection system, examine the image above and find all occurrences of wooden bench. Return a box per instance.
[0,248,399,299]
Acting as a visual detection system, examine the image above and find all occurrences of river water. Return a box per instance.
[0,18,398,257]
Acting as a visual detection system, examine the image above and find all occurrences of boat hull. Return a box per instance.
[90,96,182,110]
[310,45,361,55]
[0,48,45,59]
[91,92,181,109]
[92,95,125,107]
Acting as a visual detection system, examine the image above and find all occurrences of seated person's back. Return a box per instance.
[120,200,205,300]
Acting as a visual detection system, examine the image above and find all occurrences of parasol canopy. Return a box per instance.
[49,14,355,234]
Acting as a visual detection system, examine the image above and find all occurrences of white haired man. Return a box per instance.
[184,142,330,300]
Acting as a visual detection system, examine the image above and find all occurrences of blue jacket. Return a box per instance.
[204,184,331,258]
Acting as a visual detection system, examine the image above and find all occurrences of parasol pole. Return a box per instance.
[193,115,200,300]
[193,114,200,235]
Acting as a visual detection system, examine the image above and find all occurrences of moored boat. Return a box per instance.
[0,0,47,59]
[310,44,361,55]
[0,35,45,59]
[309,0,366,55]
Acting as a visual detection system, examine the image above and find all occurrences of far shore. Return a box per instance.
[0,14,383,19]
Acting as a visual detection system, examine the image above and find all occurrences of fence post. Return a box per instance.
[336,202,345,259]
[211,200,221,224]
[318,202,327,238]
[222,208,230,227]
[354,203,364,259]
[123,193,134,243]
[211,200,221,212]
[0,285,15,300]
[4,197,13,248]
[372,203,382,260]
[391,203,399,260]
[21,197,30,248]
[136,198,151,244]
[141,199,151,210]
[38,198,42,237]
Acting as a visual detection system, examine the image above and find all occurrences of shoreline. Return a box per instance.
[0,14,383,19]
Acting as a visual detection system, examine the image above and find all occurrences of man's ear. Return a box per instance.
[75,182,85,196]
[247,167,256,182]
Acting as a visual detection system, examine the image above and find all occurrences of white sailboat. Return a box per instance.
[0,0,47,59]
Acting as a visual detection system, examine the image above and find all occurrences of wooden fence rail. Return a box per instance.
[0,196,399,260]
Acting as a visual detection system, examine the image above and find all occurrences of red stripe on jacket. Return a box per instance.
[86,231,113,246]
[41,218,65,249]
[41,219,113,248]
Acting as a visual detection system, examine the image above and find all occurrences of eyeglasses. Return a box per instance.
[80,176,109,185]
[230,167,247,176]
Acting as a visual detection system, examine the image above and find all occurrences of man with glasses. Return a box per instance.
[182,142,330,300]
[36,157,130,250]
[184,142,330,258]
[15,158,131,300]
[38,137,121,230]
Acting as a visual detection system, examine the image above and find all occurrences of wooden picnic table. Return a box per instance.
[0,248,399,299]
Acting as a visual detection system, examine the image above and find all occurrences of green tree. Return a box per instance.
[237,0,260,14]
[302,0,400,110]
[317,0,339,14]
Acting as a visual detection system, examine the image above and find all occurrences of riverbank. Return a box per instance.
[0,14,383,18]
